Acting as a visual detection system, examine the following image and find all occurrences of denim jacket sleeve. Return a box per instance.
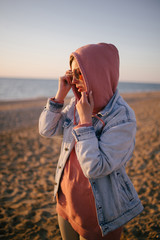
[39,97,75,138]
[72,120,136,178]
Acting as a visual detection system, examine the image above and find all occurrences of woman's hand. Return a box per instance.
[76,91,94,124]
[55,70,72,102]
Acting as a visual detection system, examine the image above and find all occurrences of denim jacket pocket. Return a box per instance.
[117,172,134,201]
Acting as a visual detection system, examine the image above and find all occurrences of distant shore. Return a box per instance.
[0,91,160,239]
[1,77,160,102]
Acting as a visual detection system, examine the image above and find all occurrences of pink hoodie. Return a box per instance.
[70,43,119,114]
[56,44,122,238]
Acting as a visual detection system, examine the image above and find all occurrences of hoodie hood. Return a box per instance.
[70,43,119,114]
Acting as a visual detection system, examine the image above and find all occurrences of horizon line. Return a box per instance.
[0,76,160,84]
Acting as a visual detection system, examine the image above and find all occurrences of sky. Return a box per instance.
[0,0,160,83]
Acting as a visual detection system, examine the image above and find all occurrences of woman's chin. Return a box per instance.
[77,89,82,93]
[78,88,85,93]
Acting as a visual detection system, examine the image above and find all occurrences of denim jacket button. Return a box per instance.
[65,147,69,151]
[54,182,57,185]
[58,166,61,169]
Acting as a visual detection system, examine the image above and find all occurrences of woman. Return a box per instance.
[39,43,143,240]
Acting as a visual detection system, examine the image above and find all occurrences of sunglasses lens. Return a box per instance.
[74,69,81,79]
[75,70,79,79]
[70,69,82,83]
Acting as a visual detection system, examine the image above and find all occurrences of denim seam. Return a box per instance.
[72,129,95,141]
[76,130,94,136]
[74,126,94,134]
[72,130,81,141]
[100,201,142,226]
[116,100,130,120]
[49,100,64,108]
[47,108,63,113]
[102,119,135,133]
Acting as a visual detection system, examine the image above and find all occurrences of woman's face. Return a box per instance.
[71,59,86,92]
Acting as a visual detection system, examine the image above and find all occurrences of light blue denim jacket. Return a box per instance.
[39,90,143,236]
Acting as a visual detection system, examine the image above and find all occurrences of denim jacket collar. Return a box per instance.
[97,89,120,117]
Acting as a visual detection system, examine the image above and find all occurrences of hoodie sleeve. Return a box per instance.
[39,97,75,138]
[72,120,136,179]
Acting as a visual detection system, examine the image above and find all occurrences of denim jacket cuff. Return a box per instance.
[72,126,96,142]
[46,98,64,113]
[73,123,92,130]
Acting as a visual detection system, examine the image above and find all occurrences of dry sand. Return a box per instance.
[0,92,160,240]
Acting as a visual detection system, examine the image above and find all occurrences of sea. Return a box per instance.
[0,77,160,101]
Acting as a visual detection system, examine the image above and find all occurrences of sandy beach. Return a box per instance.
[0,92,160,240]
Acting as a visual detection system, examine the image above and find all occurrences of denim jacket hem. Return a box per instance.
[100,201,143,236]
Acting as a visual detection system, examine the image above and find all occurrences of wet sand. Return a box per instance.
[0,92,160,239]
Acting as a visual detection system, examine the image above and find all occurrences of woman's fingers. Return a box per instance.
[81,91,94,108]
[65,70,73,84]
[76,91,93,124]
[66,69,72,75]
[81,92,88,103]
[60,74,71,85]
[89,91,94,109]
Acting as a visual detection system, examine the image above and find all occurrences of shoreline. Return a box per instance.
[0,90,160,104]
[0,91,159,110]
[0,90,160,102]
[0,91,160,239]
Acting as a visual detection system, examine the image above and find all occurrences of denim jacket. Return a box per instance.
[39,90,143,236]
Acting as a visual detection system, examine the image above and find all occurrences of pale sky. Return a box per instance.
[0,0,160,82]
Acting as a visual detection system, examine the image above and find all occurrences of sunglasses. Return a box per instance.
[69,68,83,82]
